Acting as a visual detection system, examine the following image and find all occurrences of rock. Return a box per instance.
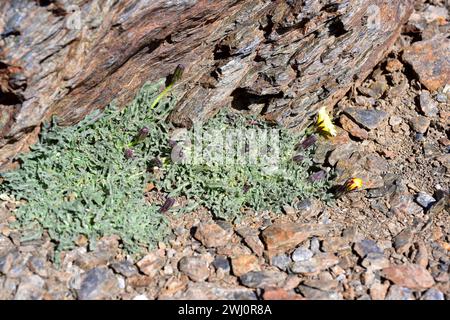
[315,253,340,270]
[0,253,17,274]
[343,108,388,130]
[421,288,444,300]
[414,242,429,268]
[298,285,342,300]
[132,294,149,300]
[136,252,166,277]
[389,115,403,127]
[369,281,390,300]
[74,236,119,269]
[385,285,414,300]
[236,227,264,257]
[415,192,436,209]
[403,35,450,91]
[381,264,435,291]
[327,143,358,166]
[271,254,291,271]
[231,254,260,277]
[358,76,388,99]
[385,58,403,73]
[77,267,119,300]
[262,288,303,300]
[393,228,414,254]
[27,256,48,278]
[339,114,369,140]
[0,0,415,171]
[282,205,296,215]
[362,253,390,270]
[194,221,233,248]
[292,247,314,262]
[0,235,15,257]
[302,278,339,291]
[419,92,439,117]
[127,275,155,288]
[290,258,319,275]
[310,237,321,254]
[353,240,383,258]
[261,223,329,255]
[110,260,138,278]
[178,256,210,282]
[436,93,447,103]
[176,282,257,300]
[321,237,351,252]
[409,116,431,134]
[14,275,45,300]
[212,256,230,272]
[239,271,287,288]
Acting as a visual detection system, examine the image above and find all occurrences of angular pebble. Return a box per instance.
[179,256,210,282]
[344,108,388,130]
[381,264,435,291]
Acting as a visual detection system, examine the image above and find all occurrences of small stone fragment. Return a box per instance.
[292,247,314,262]
[381,264,435,291]
[136,252,166,277]
[419,91,439,117]
[178,256,210,282]
[415,192,436,209]
[231,254,260,277]
[77,267,119,300]
[239,270,287,288]
[353,239,383,258]
[194,221,233,248]
[344,108,388,130]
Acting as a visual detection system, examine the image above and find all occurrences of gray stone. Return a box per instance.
[239,271,287,288]
[173,282,257,300]
[415,192,436,209]
[178,256,210,282]
[435,93,447,103]
[393,228,414,254]
[292,247,313,262]
[110,260,138,278]
[298,285,343,300]
[409,116,430,134]
[0,235,15,257]
[344,108,388,130]
[310,237,321,253]
[212,256,230,272]
[353,240,383,258]
[385,285,414,300]
[28,256,48,278]
[77,267,119,300]
[361,253,390,270]
[290,258,319,274]
[14,275,45,300]
[421,288,444,300]
[271,254,291,271]
[419,92,439,117]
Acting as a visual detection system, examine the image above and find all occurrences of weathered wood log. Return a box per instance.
[0,0,413,170]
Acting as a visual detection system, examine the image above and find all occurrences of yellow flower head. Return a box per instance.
[317,107,337,137]
[344,178,363,192]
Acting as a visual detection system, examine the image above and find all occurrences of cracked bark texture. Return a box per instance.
[0,0,413,170]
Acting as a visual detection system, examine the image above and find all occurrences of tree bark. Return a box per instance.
[0,0,413,171]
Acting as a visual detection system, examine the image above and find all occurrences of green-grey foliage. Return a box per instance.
[1,79,332,256]
[0,80,172,255]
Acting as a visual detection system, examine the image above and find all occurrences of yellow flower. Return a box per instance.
[344,178,363,192]
[316,107,337,137]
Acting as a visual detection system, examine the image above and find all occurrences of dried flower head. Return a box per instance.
[124,148,134,159]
